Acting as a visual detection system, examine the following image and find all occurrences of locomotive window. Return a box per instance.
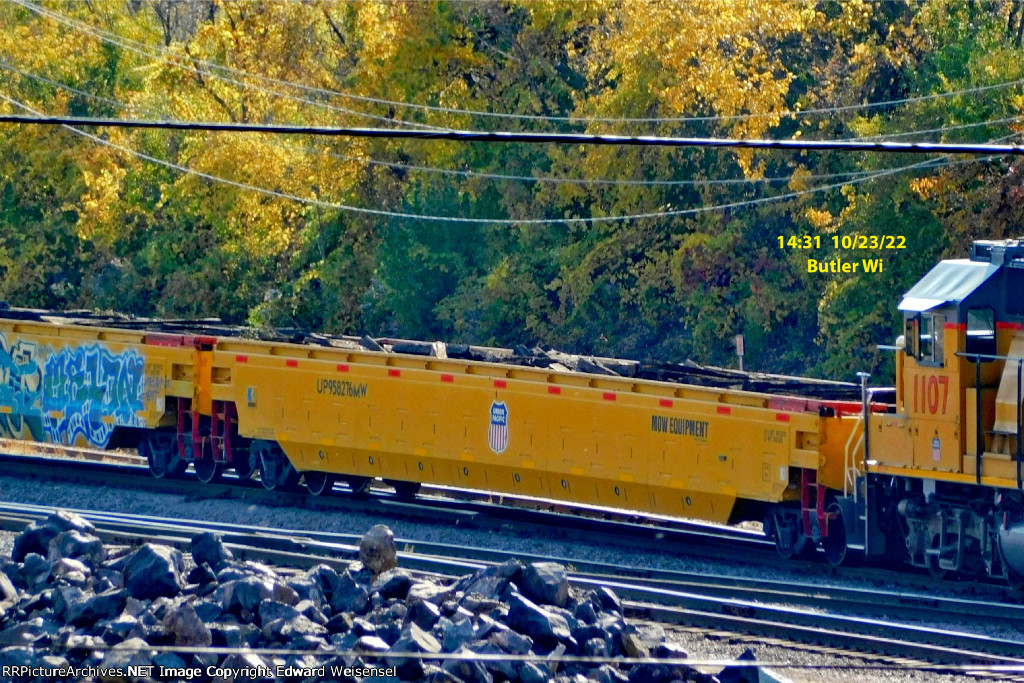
[904,317,919,358]
[919,315,933,360]
[966,308,996,357]
[915,313,945,366]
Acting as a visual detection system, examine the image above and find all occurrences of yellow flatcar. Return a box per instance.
[3,238,1024,585]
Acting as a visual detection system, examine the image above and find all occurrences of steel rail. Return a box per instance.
[1,507,1021,668]
[3,500,1021,632]
[4,504,1024,658]
[2,447,1021,604]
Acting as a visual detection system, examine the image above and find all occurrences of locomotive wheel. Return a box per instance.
[345,476,372,497]
[257,443,300,491]
[304,471,336,496]
[143,434,186,479]
[195,456,223,484]
[928,536,949,580]
[821,502,848,567]
[388,480,421,499]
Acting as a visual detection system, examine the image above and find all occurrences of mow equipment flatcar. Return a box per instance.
[3,239,1024,585]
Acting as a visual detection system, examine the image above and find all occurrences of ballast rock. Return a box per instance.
[0,514,742,683]
[360,524,398,575]
[123,544,183,600]
[520,561,570,607]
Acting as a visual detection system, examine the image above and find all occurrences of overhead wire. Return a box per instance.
[0,94,987,226]
[13,0,1024,130]
[6,114,1024,157]
[2,58,971,190]
[6,0,447,131]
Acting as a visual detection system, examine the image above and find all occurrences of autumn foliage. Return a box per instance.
[0,0,1021,381]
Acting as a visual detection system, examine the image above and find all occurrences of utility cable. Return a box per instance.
[6,58,1023,196]
[4,115,1024,157]
[0,95,977,226]
[13,0,1024,129]
[6,0,445,131]
[0,58,973,190]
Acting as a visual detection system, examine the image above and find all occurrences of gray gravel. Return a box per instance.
[0,472,1016,682]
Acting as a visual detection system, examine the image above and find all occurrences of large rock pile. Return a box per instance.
[0,513,717,683]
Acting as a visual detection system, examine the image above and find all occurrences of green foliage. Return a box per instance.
[0,0,1022,385]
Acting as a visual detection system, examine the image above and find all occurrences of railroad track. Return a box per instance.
[2,499,1017,634]
[2,443,1021,607]
[1,502,1022,675]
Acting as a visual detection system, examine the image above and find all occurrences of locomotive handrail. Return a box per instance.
[843,416,864,499]
[956,351,1024,362]
[958,352,1024,489]
[858,374,873,555]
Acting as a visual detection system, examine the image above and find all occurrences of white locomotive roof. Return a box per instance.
[899,259,1000,312]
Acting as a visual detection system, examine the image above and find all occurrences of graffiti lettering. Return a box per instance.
[0,335,43,440]
[41,345,146,447]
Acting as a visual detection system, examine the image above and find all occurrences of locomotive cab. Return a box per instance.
[875,240,1024,582]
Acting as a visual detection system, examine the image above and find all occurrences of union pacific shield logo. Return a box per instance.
[488,401,509,454]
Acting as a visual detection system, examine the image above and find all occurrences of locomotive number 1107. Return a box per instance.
[912,374,949,415]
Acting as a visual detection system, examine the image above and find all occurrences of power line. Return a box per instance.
[15,0,1024,129]
[7,0,445,131]
[0,58,983,190]
[0,94,980,226]
[3,114,1024,157]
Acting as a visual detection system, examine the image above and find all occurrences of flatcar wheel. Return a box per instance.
[258,445,300,491]
[345,476,372,497]
[774,526,812,560]
[195,456,223,484]
[822,502,848,567]
[304,471,336,496]
[388,480,421,499]
[144,434,186,479]
[770,511,806,561]
[770,511,814,560]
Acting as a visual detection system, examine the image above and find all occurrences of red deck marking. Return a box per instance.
[285,359,298,368]
[337,364,349,372]
[776,413,791,422]
[441,374,454,383]
[602,392,616,401]
[388,369,401,377]
[659,399,673,408]
[998,321,1024,330]
[145,333,186,347]
[944,322,966,330]
[717,405,731,415]
[548,386,562,395]
[235,355,248,363]
[494,379,507,389]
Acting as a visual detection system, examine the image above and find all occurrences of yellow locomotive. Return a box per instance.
[2,239,1024,585]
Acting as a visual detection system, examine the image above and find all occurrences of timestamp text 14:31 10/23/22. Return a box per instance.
[778,235,907,250]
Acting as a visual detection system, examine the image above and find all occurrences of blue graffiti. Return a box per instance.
[0,334,44,440]
[41,344,146,447]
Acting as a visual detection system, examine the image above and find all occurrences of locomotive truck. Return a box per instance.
[3,238,1024,585]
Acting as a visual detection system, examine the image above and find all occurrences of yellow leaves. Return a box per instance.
[77,163,126,240]
[804,208,835,232]
[582,1,811,173]
[789,166,812,192]
[910,176,938,200]
[354,1,406,75]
